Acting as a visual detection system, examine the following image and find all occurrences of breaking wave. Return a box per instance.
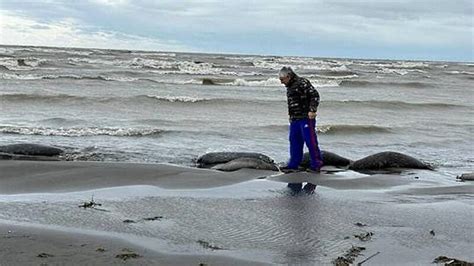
[2,93,463,111]
[340,80,431,89]
[197,77,340,87]
[0,93,222,105]
[0,73,138,81]
[142,95,210,103]
[257,124,392,135]
[0,57,49,70]
[0,126,166,137]
[445,70,474,76]
[317,124,392,135]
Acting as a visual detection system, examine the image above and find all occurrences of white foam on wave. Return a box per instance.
[446,70,474,75]
[395,61,430,69]
[252,56,351,73]
[129,57,176,69]
[228,77,340,88]
[375,68,409,75]
[175,61,222,75]
[0,57,47,70]
[33,47,92,56]
[145,95,209,103]
[69,56,236,75]
[355,60,430,69]
[67,57,112,65]
[129,58,222,75]
[0,73,137,82]
[308,74,359,79]
[231,78,282,87]
[146,78,203,85]
[0,126,164,137]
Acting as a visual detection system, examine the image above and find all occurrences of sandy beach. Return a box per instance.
[0,160,473,265]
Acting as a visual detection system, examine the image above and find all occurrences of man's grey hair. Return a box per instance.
[279,66,295,78]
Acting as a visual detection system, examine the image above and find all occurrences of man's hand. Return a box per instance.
[308,111,317,119]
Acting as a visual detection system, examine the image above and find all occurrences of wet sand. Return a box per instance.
[0,222,265,266]
[0,160,473,265]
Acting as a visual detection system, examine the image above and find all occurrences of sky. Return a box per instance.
[0,0,473,61]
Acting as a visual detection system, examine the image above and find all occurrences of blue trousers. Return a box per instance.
[287,118,323,170]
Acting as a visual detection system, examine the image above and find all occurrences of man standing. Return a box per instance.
[279,66,323,193]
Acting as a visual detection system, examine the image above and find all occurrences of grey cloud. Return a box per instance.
[1,0,472,60]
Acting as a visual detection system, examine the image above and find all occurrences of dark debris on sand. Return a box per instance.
[78,196,102,209]
[123,216,164,223]
[37,252,54,258]
[433,256,474,266]
[115,248,141,261]
[78,196,109,212]
[333,246,366,266]
[355,222,367,227]
[143,216,164,221]
[354,232,374,241]
[197,240,225,251]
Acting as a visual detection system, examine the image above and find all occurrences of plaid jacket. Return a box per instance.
[286,75,320,120]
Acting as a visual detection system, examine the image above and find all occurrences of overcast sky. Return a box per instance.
[0,0,472,61]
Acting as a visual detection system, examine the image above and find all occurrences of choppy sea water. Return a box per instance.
[0,45,473,174]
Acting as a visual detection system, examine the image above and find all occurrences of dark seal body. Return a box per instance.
[211,157,278,172]
[300,150,352,168]
[349,151,431,171]
[197,152,274,168]
[0,144,64,156]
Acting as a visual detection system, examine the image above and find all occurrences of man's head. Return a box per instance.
[279,66,294,86]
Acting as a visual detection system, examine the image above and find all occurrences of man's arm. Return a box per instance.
[304,79,320,116]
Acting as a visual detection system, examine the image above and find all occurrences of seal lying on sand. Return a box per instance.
[197,152,274,168]
[457,173,474,181]
[198,151,432,173]
[0,152,60,161]
[211,157,278,172]
[300,150,352,168]
[0,144,64,156]
[349,151,432,171]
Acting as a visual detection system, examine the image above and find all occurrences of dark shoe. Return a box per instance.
[303,183,317,194]
[287,183,302,193]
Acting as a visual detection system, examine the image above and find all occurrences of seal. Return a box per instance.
[211,157,278,172]
[0,143,64,156]
[349,151,432,171]
[300,150,352,168]
[197,152,274,168]
[0,152,60,161]
[457,173,474,181]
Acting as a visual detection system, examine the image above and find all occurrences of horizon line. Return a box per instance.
[1,43,471,64]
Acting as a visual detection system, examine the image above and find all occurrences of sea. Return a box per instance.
[0,45,473,175]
